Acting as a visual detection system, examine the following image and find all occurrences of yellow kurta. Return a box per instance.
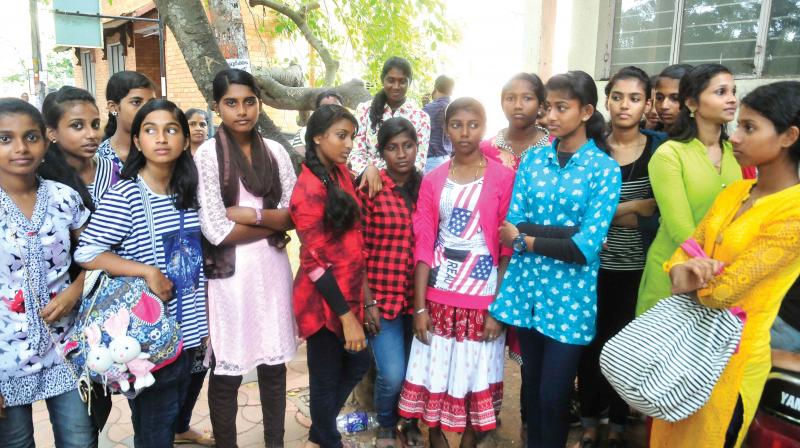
[651,180,800,448]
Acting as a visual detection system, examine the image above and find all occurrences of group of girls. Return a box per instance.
[1,53,799,448]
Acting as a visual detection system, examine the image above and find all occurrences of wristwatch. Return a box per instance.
[512,233,528,253]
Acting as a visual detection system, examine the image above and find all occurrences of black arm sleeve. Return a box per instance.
[516,223,579,239]
[314,270,351,316]
[532,237,587,265]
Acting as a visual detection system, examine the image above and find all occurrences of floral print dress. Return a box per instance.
[0,180,89,406]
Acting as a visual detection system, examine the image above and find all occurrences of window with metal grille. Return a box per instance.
[608,0,800,77]
[81,51,96,97]
[107,43,125,75]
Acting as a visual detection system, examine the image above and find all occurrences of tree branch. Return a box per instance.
[251,68,370,110]
[250,0,339,86]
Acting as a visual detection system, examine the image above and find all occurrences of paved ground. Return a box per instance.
[31,342,646,447]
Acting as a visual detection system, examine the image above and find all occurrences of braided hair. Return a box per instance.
[304,104,361,233]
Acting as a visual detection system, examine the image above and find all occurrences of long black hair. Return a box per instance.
[669,63,733,143]
[376,117,422,203]
[122,99,199,210]
[369,57,413,132]
[546,70,607,151]
[304,104,360,233]
[104,71,156,139]
[741,81,800,162]
[502,72,546,104]
[38,86,99,210]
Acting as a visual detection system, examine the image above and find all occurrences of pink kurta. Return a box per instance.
[195,138,299,375]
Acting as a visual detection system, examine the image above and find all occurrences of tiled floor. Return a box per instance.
[31,343,645,447]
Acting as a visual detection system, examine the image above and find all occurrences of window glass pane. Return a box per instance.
[763,0,800,75]
[611,0,676,76]
[107,44,125,75]
[81,52,95,97]
[679,0,762,75]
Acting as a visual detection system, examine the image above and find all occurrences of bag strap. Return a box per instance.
[136,178,159,267]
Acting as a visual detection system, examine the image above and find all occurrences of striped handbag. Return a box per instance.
[599,239,746,422]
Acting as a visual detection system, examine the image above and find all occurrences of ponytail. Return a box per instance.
[586,110,608,152]
[104,112,117,140]
[304,104,361,233]
[369,90,388,132]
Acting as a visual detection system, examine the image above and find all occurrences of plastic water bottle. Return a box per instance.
[336,411,379,433]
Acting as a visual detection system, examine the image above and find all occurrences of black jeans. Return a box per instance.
[208,358,287,448]
[174,346,208,434]
[306,328,371,448]
[577,268,641,432]
[518,327,584,448]
[128,350,191,448]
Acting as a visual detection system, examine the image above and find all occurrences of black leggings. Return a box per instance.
[208,358,287,448]
[724,396,744,448]
[577,268,641,430]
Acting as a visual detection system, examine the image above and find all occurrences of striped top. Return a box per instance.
[599,144,654,271]
[75,178,208,349]
[86,156,119,207]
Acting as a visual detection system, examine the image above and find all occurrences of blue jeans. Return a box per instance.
[518,327,584,448]
[0,388,98,448]
[128,350,191,448]
[307,328,371,448]
[771,315,800,352]
[369,314,413,428]
[424,155,450,174]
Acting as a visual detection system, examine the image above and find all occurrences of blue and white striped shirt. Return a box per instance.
[75,178,208,349]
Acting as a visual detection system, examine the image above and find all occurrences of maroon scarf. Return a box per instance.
[202,126,287,279]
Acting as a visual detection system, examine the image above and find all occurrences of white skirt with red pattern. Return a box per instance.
[398,301,505,432]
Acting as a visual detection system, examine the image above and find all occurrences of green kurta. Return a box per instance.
[635,138,742,315]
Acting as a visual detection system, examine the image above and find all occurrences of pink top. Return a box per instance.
[414,157,515,309]
[195,138,299,375]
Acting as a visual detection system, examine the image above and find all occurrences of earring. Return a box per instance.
[689,110,695,118]
[111,111,118,117]
[51,139,57,144]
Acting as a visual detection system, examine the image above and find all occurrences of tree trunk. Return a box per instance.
[208,0,251,72]
[154,0,299,167]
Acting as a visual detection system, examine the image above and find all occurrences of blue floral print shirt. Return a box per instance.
[489,139,621,345]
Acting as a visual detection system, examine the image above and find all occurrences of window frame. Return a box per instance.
[107,42,126,76]
[604,0,788,79]
[80,50,96,97]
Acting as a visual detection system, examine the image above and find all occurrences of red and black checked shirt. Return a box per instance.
[358,170,416,320]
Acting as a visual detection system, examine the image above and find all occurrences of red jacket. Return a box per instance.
[290,163,365,339]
